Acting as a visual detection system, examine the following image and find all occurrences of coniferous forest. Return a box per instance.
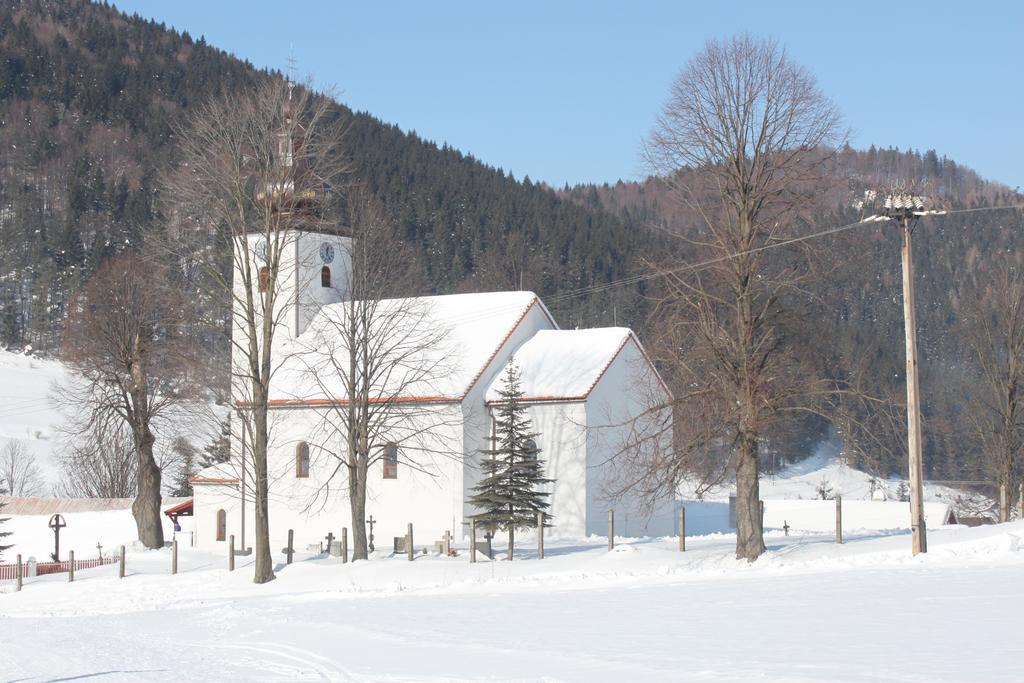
[1,0,1023,484]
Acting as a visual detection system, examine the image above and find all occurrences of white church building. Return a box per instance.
[189,110,674,555]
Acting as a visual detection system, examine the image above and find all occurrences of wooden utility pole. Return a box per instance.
[679,505,686,552]
[119,545,126,579]
[835,496,843,545]
[172,539,178,575]
[885,192,929,555]
[537,511,545,560]
[406,523,414,562]
[607,510,615,551]
[469,519,477,563]
[15,553,22,591]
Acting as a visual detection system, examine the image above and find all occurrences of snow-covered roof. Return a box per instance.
[485,328,633,402]
[270,291,550,404]
[191,462,239,485]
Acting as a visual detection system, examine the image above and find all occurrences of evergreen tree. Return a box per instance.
[169,436,196,498]
[468,364,552,560]
[199,415,231,469]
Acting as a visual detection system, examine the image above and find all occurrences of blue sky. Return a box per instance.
[113,1,1023,190]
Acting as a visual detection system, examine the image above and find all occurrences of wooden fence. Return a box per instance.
[0,556,118,581]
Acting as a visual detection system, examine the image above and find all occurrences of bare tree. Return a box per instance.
[60,253,188,548]
[642,35,842,561]
[55,420,138,499]
[292,185,456,560]
[164,78,350,582]
[0,440,45,497]
[963,261,1024,521]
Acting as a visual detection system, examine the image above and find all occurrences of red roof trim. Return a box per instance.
[163,498,194,516]
[486,333,672,404]
[459,296,545,401]
[236,395,461,409]
[581,333,632,398]
[190,476,240,485]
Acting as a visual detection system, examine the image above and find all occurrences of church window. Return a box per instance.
[523,438,538,461]
[216,509,227,542]
[321,265,331,288]
[258,266,269,293]
[383,443,398,479]
[296,441,310,478]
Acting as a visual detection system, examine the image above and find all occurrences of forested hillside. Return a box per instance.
[563,153,1024,483]
[0,0,645,355]
[2,0,1022,485]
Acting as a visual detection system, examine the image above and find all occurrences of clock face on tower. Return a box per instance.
[320,242,335,264]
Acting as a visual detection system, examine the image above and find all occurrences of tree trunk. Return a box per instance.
[999,476,1010,523]
[131,427,164,550]
[349,459,369,560]
[735,430,766,561]
[128,365,163,550]
[251,402,275,583]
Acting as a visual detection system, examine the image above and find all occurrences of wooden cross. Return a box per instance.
[96,542,104,560]
[48,514,67,562]
[366,516,376,553]
[783,520,790,537]
[324,531,335,553]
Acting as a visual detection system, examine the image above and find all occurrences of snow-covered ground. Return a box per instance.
[0,347,68,485]
[0,347,224,493]
[1,519,1021,681]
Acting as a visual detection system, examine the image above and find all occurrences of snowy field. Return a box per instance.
[2,519,1022,682]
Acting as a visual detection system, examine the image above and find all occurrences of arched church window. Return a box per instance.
[216,509,227,542]
[296,441,310,478]
[383,443,398,479]
[321,265,331,288]
[258,266,269,293]
[523,438,538,461]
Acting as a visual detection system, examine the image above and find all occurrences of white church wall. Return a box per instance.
[525,401,589,538]
[585,339,675,537]
[295,232,351,336]
[193,483,242,552]
[231,230,351,378]
[202,401,468,555]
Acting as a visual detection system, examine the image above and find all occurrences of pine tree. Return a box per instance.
[468,364,552,560]
[169,436,196,498]
[199,415,231,469]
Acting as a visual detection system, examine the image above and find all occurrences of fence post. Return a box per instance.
[835,495,843,544]
[286,529,294,565]
[406,523,414,561]
[679,504,686,552]
[537,511,544,560]
[608,509,614,551]
[15,553,22,591]
[341,527,348,564]
[68,550,75,582]
[172,539,178,575]
[469,519,477,563]
[118,545,125,579]
[229,534,235,571]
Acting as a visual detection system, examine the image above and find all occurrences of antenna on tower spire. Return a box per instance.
[286,46,298,100]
